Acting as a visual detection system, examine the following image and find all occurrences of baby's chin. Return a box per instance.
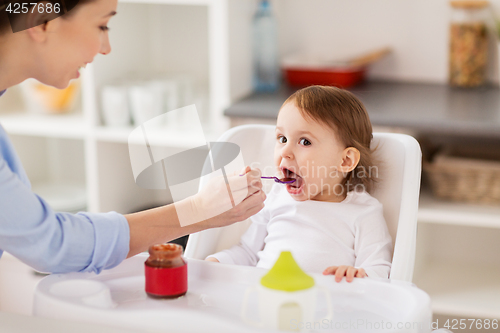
[285,183,309,201]
[288,195,308,201]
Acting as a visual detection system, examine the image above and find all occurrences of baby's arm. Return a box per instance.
[322,266,366,282]
[205,205,270,266]
[352,203,393,279]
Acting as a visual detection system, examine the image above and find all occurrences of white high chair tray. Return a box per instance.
[33,254,432,333]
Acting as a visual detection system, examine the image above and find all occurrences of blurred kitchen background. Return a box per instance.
[0,1,500,331]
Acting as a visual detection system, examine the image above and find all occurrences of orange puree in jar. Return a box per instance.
[145,243,187,299]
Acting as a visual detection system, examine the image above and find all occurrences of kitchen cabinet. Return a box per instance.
[415,197,500,320]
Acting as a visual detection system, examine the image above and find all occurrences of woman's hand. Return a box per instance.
[186,166,266,229]
[323,265,366,283]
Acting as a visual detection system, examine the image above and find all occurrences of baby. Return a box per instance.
[206,86,392,282]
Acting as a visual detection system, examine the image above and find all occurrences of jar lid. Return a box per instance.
[450,0,489,9]
[149,243,183,259]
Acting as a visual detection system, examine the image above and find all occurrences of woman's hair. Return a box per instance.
[283,85,378,193]
[0,0,95,34]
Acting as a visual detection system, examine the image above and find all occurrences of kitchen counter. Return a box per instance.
[224,81,500,138]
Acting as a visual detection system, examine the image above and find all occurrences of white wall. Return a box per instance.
[275,0,450,83]
[94,3,209,91]
[228,0,256,102]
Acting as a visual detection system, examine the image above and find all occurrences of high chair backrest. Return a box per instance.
[185,125,422,282]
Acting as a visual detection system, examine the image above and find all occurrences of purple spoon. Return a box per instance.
[261,176,296,184]
[240,174,296,184]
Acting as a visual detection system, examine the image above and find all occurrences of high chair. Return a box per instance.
[185,124,422,282]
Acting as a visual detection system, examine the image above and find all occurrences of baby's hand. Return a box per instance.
[322,265,366,283]
[205,257,220,263]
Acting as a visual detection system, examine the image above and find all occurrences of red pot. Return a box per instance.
[283,66,367,88]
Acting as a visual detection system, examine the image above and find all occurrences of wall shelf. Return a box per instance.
[418,191,500,229]
[0,113,87,140]
[414,260,500,319]
[94,124,224,148]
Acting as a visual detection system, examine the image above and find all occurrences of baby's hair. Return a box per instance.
[283,85,378,193]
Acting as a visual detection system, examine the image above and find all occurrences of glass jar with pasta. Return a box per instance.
[449,0,489,87]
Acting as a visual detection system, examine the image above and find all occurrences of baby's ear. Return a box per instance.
[339,147,360,173]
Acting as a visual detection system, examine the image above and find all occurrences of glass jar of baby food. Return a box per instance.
[449,0,490,87]
[145,243,188,299]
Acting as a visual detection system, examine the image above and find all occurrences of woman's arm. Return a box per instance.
[125,167,266,257]
[0,153,129,274]
[0,125,264,272]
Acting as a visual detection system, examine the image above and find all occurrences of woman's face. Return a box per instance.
[35,0,117,88]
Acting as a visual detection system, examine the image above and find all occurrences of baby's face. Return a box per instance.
[274,102,347,202]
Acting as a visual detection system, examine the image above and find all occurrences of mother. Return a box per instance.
[0,0,265,273]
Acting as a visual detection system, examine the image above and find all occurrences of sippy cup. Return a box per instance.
[241,251,333,331]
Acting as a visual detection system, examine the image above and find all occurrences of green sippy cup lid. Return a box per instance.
[260,251,315,291]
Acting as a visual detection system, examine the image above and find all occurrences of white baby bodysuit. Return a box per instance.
[207,183,393,278]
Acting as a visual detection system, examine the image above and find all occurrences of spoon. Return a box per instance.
[240,174,296,184]
[261,176,296,184]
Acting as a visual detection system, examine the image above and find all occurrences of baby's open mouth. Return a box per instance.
[282,167,304,189]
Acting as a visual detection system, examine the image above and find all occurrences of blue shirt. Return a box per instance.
[0,94,130,273]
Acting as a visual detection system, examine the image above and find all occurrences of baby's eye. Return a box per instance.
[100,26,110,32]
[299,138,311,146]
[278,135,287,144]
